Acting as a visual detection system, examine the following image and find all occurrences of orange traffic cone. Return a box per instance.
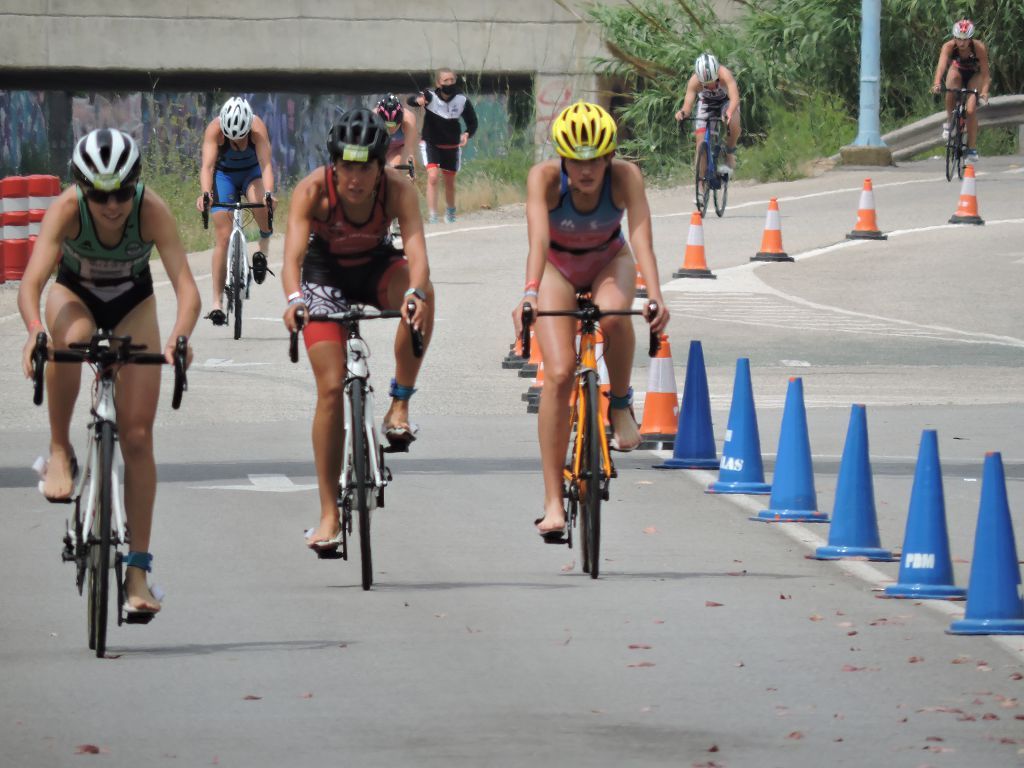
[752,198,792,262]
[525,361,544,413]
[518,328,542,377]
[673,212,716,279]
[846,178,887,240]
[949,165,985,225]
[639,334,679,449]
[635,267,648,298]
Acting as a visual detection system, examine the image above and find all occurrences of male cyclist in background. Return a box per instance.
[675,53,741,176]
[407,68,477,223]
[375,93,419,173]
[932,19,990,163]
[281,108,434,551]
[196,96,275,326]
[19,129,200,616]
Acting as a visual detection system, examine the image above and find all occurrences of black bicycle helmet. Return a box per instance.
[327,108,390,164]
[71,128,141,191]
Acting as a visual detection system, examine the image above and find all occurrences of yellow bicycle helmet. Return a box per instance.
[551,101,617,160]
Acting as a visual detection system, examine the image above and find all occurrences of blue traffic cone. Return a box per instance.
[813,405,895,560]
[754,377,828,522]
[707,358,770,494]
[883,431,966,599]
[948,452,1024,635]
[655,340,718,469]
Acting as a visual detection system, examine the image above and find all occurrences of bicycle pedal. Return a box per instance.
[122,611,156,625]
[316,548,345,560]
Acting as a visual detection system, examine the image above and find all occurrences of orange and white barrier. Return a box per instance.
[846,178,887,240]
[1,175,60,282]
[639,334,679,447]
[673,211,716,278]
[751,198,792,262]
[948,165,985,225]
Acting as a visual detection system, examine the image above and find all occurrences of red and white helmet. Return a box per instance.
[219,97,253,140]
[952,19,975,39]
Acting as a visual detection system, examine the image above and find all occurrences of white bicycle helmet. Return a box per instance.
[71,128,141,191]
[952,19,975,39]
[695,53,720,84]
[219,97,253,140]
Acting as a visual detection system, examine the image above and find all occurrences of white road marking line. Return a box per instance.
[195,473,317,492]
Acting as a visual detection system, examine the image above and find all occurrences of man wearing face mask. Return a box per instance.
[407,68,478,224]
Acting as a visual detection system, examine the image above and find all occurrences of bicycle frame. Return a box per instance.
[339,329,387,511]
[564,327,612,498]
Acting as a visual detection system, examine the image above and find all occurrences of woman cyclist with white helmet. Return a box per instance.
[512,101,669,539]
[675,53,742,175]
[18,128,200,618]
[196,96,275,325]
[932,19,990,163]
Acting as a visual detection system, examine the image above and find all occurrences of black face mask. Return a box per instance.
[438,83,459,97]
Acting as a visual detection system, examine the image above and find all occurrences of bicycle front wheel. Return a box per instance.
[713,167,729,217]
[579,371,603,579]
[231,242,245,340]
[350,384,372,590]
[944,134,956,182]
[694,142,711,217]
[87,422,114,657]
[955,120,966,180]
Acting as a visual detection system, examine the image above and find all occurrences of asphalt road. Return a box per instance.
[0,156,1022,767]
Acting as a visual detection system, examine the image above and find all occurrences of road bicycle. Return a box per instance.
[31,331,187,658]
[289,304,424,590]
[202,192,274,340]
[942,87,979,182]
[386,158,416,248]
[521,295,658,579]
[684,115,729,218]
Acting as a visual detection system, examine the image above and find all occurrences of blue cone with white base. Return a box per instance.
[707,358,770,494]
[814,404,895,560]
[948,452,1024,635]
[754,377,828,522]
[884,430,966,599]
[655,340,718,469]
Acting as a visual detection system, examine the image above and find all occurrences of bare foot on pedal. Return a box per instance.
[124,567,161,613]
[609,407,641,452]
[43,445,77,501]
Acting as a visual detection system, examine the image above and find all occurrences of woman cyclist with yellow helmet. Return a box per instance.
[512,100,669,539]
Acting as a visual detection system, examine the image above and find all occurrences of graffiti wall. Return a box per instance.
[1,89,513,182]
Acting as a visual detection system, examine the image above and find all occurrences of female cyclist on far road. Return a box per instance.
[512,101,669,540]
[931,18,990,163]
[18,128,200,618]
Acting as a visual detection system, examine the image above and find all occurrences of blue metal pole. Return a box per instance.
[853,0,885,146]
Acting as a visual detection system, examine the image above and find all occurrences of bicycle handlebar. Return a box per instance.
[31,332,188,410]
[288,304,425,363]
[520,300,661,360]
[393,158,416,180]
[201,192,274,231]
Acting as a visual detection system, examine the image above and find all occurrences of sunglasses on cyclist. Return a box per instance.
[85,187,135,204]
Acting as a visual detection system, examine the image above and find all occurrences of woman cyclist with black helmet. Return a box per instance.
[18,128,200,618]
[374,93,419,171]
[511,101,669,540]
[932,19,990,163]
[281,108,433,551]
[195,96,276,326]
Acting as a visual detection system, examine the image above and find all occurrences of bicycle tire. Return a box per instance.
[581,371,602,579]
[955,117,966,180]
[350,384,372,590]
[713,159,729,217]
[694,142,711,217]
[231,241,245,340]
[88,422,114,657]
[944,133,955,182]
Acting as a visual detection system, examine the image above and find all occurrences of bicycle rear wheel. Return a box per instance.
[350,384,372,590]
[694,142,711,217]
[231,241,245,340]
[579,371,603,579]
[87,422,114,657]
